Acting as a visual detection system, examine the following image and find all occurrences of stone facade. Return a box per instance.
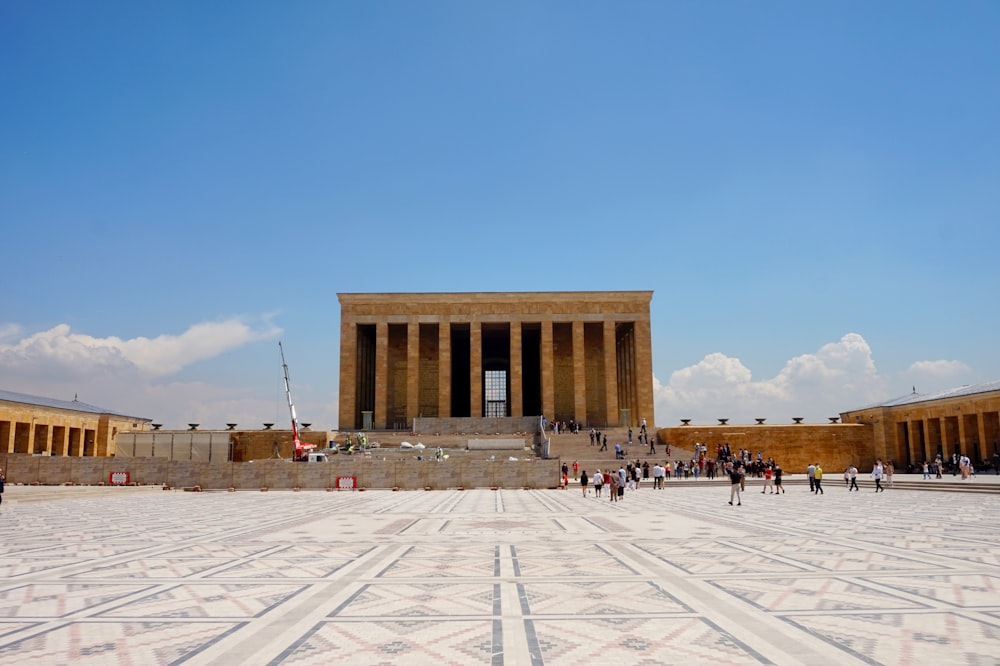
[657,423,872,474]
[840,383,1000,470]
[0,390,150,457]
[338,291,655,431]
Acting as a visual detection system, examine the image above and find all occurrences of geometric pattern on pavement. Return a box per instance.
[0,477,998,665]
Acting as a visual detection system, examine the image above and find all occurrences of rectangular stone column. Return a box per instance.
[1,422,13,453]
[921,419,932,462]
[439,323,451,418]
[633,318,654,428]
[908,420,921,466]
[375,322,389,430]
[406,321,419,427]
[41,426,52,455]
[572,320,587,424]
[338,322,357,430]
[977,412,989,461]
[470,321,482,418]
[603,321,619,427]
[56,427,69,456]
[509,322,523,418]
[541,320,554,422]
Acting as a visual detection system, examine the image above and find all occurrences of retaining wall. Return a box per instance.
[0,454,560,490]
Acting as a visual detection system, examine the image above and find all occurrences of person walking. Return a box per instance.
[807,463,816,493]
[885,460,894,487]
[580,470,589,496]
[848,465,859,491]
[762,465,774,494]
[0,467,5,506]
[872,459,885,492]
[773,464,785,494]
[813,463,824,494]
[728,464,743,506]
[593,469,603,498]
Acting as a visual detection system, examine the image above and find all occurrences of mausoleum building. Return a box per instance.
[337,291,655,431]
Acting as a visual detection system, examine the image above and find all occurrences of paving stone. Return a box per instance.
[0,481,997,665]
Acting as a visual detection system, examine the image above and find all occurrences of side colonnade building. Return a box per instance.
[840,380,1000,469]
[0,389,151,456]
[337,291,655,432]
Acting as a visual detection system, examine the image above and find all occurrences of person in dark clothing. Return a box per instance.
[728,465,743,506]
[773,464,785,494]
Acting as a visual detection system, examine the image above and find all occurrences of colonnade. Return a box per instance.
[898,410,1000,466]
[338,292,655,432]
[1,416,103,456]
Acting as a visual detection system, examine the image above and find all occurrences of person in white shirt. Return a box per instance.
[871,460,884,492]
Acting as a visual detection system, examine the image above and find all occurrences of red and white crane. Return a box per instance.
[280,341,316,461]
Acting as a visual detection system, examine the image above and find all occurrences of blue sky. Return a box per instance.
[2,1,998,429]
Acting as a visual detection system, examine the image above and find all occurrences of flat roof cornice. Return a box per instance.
[338,291,653,304]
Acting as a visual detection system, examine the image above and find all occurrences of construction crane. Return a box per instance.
[280,341,317,462]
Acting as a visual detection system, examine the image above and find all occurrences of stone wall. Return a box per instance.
[656,423,874,473]
[230,430,336,462]
[0,453,560,490]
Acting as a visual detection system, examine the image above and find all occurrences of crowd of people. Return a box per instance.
[563,426,996,507]
[567,436,981,506]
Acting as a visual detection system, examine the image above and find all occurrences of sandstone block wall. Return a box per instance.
[0,454,560,490]
[656,423,874,473]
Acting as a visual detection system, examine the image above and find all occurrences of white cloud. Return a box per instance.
[654,333,888,426]
[0,318,280,378]
[906,359,971,377]
[0,317,285,428]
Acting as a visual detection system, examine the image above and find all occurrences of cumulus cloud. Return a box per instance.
[654,333,889,426]
[0,317,285,428]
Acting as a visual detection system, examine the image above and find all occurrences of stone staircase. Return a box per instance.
[544,427,696,474]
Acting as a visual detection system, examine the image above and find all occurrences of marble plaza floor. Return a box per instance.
[0,479,999,666]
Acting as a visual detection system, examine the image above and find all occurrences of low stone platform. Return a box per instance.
[0,480,997,664]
